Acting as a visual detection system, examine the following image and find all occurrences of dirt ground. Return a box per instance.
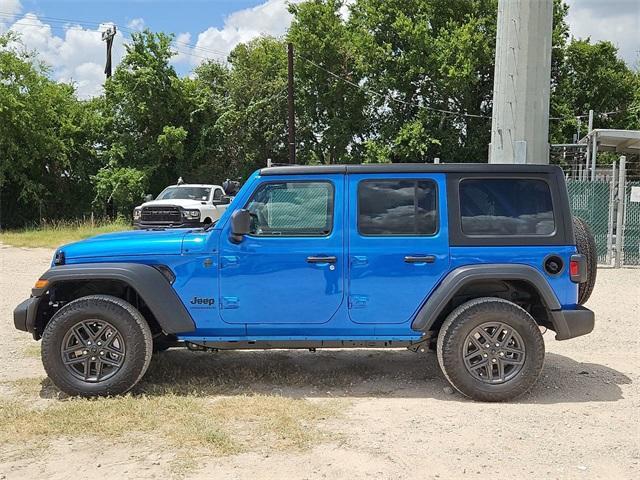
[1,243,639,479]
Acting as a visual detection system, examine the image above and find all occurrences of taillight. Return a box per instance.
[570,259,579,277]
[570,254,587,283]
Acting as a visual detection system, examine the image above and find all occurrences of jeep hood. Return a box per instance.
[59,229,193,261]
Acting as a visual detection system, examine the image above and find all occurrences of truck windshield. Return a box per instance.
[157,187,211,201]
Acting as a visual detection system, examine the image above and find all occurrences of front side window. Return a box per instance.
[460,179,555,236]
[213,188,223,201]
[245,181,334,236]
[358,179,437,236]
[157,187,211,201]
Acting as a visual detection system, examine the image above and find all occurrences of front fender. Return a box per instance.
[34,263,196,334]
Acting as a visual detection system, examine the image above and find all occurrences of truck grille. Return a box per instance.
[141,206,181,223]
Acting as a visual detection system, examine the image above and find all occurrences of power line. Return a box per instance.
[297,54,492,120]
[0,11,229,61]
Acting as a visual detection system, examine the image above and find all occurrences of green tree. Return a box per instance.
[551,38,639,143]
[288,0,369,164]
[103,30,190,193]
[0,33,102,227]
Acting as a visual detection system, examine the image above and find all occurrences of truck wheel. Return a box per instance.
[41,295,153,397]
[437,297,545,402]
[573,216,597,304]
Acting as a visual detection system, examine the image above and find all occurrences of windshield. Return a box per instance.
[157,187,211,201]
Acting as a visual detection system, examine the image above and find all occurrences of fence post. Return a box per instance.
[606,161,617,265]
[614,156,626,268]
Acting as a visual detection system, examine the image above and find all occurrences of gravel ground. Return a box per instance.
[0,243,639,479]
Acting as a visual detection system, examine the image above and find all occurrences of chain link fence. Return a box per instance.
[622,181,640,266]
[566,175,640,267]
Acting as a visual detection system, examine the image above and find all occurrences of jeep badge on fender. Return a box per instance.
[190,297,215,307]
[13,164,595,401]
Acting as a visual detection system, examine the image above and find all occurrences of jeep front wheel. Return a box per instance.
[437,297,545,402]
[41,295,153,397]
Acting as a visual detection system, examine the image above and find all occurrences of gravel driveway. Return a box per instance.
[0,243,638,479]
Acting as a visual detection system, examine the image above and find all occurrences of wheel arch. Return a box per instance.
[412,264,561,335]
[32,263,195,339]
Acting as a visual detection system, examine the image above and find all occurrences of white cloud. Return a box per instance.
[7,13,125,99]
[0,0,22,31]
[180,0,302,66]
[127,17,144,31]
[565,0,640,67]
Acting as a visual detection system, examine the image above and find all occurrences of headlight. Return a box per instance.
[183,209,200,219]
[133,208,141,220]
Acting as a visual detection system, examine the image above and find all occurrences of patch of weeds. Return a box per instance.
[0,387,343,466]
[22,343,41,359]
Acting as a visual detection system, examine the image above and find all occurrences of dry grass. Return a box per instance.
[1,375,343,467]
[0,219,131,249]
[22,343,41,359]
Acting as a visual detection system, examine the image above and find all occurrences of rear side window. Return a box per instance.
[246,181,333,236]
[358,180,437,236]
[459,179,555,236]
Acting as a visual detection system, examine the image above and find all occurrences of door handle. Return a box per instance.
[404,255,436,264]
[307,256,337,264]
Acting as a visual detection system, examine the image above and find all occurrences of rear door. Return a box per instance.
[347,173,450,324]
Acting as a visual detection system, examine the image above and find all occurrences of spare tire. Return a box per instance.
[573,216,597,304]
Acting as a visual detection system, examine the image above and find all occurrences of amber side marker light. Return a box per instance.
[34,279,49,289]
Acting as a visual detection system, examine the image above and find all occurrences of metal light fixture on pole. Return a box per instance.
[489,0,553,164]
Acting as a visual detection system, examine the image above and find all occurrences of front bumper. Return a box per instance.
[551,306,595,340]
[14,296,41,338]
[133,218,202,229]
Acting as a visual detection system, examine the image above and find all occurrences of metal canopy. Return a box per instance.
[579,129,640,155]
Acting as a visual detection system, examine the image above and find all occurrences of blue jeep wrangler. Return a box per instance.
[14,164,596,401]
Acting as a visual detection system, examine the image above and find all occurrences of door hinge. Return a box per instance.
[220,255,239,268]
[221,296,240,309]
[348,295,368,309]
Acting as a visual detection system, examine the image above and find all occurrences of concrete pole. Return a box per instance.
[614,156,626,268]
[489,0,553,164]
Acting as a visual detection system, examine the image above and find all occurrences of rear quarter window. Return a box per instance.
[459,179,555,236]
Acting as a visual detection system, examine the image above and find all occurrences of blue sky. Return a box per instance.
[1,0,638,99]
[18,0,262,40]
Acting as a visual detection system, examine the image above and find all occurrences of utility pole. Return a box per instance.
[287,42,296,164]
[102,25,117,78]
[489,0,553,164]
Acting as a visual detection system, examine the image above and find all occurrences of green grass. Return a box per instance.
[0,219,131,249]
[1,377,342,467]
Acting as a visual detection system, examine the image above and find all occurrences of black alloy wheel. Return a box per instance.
[60,319,126,382]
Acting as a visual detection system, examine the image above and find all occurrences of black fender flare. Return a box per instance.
[35,263,195,334]
[411,264,561,332]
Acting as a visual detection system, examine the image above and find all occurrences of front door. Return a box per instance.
[219,175,344,324]
[348,173,450,324]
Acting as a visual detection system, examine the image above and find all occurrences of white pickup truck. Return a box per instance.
[133,183,231,229]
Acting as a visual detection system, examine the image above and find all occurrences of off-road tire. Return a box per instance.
[573,216,597,304]
[437,297,545,402]
[41,295,153,397]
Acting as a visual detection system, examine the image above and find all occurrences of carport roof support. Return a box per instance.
[579,129,640,155]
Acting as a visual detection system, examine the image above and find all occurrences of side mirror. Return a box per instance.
[144,194,153,202]
[230,209,251,243]
[219,195,232,205]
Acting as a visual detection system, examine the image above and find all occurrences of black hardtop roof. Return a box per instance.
[259,163,562,176]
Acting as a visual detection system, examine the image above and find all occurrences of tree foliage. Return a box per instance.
[1,1,638,228]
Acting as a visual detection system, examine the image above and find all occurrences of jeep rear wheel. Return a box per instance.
[437,297,545,402]
[41,295,153,397]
